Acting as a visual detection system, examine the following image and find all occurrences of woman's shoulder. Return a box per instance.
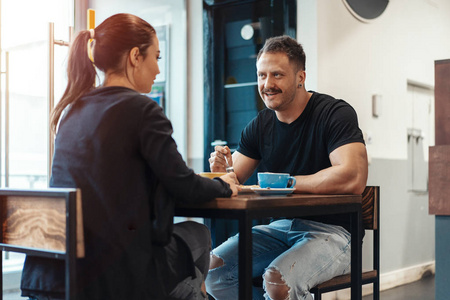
[85,86,160,109]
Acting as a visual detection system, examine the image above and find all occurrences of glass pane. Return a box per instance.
[0,0,74,287]
[1,0,73,188]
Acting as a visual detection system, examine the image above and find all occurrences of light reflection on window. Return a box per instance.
[1,0,73,189]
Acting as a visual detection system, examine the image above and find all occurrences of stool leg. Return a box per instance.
[314,291,321,300]
[1,252,3,300]
[374,279,380,300]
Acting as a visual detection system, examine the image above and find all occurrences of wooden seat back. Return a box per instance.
[361,185,379,230]
[310,185,381,300]
[0,188,84,300]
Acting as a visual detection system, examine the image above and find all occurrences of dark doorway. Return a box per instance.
[203,1,296,178]
[203,0,297,246]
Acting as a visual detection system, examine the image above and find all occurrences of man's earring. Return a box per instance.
[298,83,302,88]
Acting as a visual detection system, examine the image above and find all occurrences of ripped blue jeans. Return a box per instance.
[205,219,351,300]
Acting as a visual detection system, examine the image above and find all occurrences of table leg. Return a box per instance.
[351,208,362,299]
[204,218,216,248]
[0,251,3,300]
[238,212,253,299]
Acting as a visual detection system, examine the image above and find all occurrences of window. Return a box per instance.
[1,0,74,283]
[1,0,73,188]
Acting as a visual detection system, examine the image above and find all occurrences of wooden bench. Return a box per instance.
[0,188,84,300]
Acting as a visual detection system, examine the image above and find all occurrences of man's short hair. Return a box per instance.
[257,35,306,72]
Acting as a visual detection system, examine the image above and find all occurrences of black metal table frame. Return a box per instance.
[175,202,362,300]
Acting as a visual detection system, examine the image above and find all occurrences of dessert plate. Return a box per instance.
[238,185,259,194]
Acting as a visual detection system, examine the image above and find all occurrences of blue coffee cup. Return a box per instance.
[257,172,296,189]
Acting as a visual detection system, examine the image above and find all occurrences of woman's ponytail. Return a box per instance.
[51,30,96,133]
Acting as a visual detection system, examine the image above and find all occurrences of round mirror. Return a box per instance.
[342,0,389,23]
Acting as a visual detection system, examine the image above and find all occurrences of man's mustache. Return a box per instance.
[262,88,282,93]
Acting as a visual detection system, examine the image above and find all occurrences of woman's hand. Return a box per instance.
[220,172,239,197]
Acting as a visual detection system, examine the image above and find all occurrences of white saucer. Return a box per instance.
[250,187,295,196]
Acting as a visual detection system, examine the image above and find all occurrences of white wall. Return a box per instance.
[313,0,450,290]
[297,0,318,91]
[186,0,205,171]
[317,0,450,161]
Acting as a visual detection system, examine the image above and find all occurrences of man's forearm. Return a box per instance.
[293,164,367,194]
[293,143,368,194]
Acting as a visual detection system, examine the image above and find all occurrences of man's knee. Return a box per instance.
[209,254,224,270]
[263,268,290,300]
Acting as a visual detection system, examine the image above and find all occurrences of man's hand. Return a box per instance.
[219,172,239,196]
[209,146,233,172]
[209,147,260,184]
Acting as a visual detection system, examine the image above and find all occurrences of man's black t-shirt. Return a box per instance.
[236,91,365,232]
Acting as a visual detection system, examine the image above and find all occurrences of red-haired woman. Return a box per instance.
[20,13,238,300]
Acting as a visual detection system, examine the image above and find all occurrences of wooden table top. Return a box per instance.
[176,193,361,210]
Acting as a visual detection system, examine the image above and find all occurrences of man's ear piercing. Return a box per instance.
[298,83,302,88]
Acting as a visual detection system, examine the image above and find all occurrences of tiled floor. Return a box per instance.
[2,275,435,299]
[362,275,435,300]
